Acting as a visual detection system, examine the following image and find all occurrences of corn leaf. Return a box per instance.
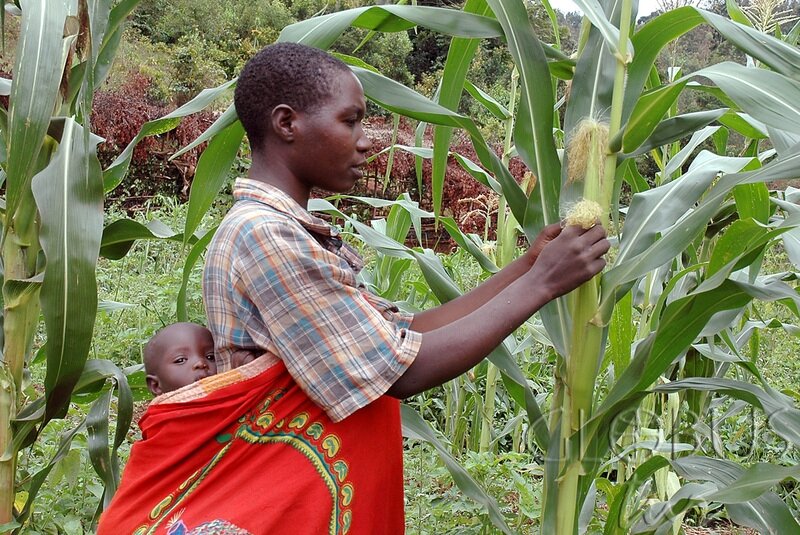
[699,9,800,81]
[85,359,133,509]
[620,82,688,154]
[464,80,511,121]
[374,198,415,300]
[596,281,756,433]
[626,7,800,121]
[619,143,800,295]
[5,0,68,220]
[707,220,788,278]
[487,0,568,356]
[486,0,560,230]
[177,226,218,323]
[183,119,244,246]
[673,456,800,533]
[733,183,771,224]
[317,194,431,241]
[767,127,800,156]
[440,217,499,274]
[625,7,705,120]
[606,153,753,305]
[279,5,503,50]
[664,126,723,178]
[626,109,729,157]
[631,482,715,534]
[604,456,671,535]
[725,0,751,26]
[350,66,529,235]
[86,0,114,66]
[87,388,114,509]
[31,118,103,422]
[171,104,238,160]
[658,378,800,446]
[707,463,800,504]
[581,280,763,481]
[94,0,142,88]
[606,290,633,375]
[719,111,769,140]
[430,0,489,220]
[100,219,186,260]
[571,0,629,58]
[695,63,800,135]
[450,153,502,192]
[595,275,800,451]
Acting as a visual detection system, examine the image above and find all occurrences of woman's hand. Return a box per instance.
[527,223,609,301]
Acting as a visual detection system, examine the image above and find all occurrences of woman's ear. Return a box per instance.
[270,104,298,142]
[146,375,163,396]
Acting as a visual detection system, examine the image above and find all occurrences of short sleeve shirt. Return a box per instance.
[203,179,421,422]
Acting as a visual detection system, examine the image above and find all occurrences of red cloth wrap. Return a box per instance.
[97,362,404,534]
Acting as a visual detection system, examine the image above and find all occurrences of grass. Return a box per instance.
[404,443,543,534]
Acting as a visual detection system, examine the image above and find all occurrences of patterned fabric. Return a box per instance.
[203,179,421,422]
[97,361,405,534]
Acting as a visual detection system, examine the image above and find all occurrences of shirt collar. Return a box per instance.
[233,178,338,238]
[232,178,364,273]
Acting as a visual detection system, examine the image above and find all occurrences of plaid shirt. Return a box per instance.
[203,179,421,422]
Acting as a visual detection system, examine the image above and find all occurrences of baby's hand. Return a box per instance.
[231,350,257,368]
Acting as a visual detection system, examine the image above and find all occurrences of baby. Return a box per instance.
[144,322,217,395]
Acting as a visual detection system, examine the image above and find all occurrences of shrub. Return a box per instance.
[92,73,215,206]
[169,31,228,105]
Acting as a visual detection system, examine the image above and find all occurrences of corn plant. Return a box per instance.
[0,1,145,531]
[110,0,800,531]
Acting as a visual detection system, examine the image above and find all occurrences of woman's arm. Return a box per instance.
[409,223,562,333]
[388,223,608,398]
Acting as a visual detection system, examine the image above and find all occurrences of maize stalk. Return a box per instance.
[555,120,610,534]
[554,0,633,529]
[479,67,519,454]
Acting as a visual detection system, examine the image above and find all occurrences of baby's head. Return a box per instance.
[144,322,216,396]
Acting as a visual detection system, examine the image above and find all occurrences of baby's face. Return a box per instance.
[149,325,216,394]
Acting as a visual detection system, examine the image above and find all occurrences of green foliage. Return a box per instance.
[134,0,293,49]
[168,32,228,105]
[131,0,413,94]
[404,443,542,534]
[102,29,173,102]
[333,29,414,86]
[15,421,103,534]
[24,0,800,532]
[407,28,451,83]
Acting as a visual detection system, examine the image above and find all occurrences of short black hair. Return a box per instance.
[234,42,351,149]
